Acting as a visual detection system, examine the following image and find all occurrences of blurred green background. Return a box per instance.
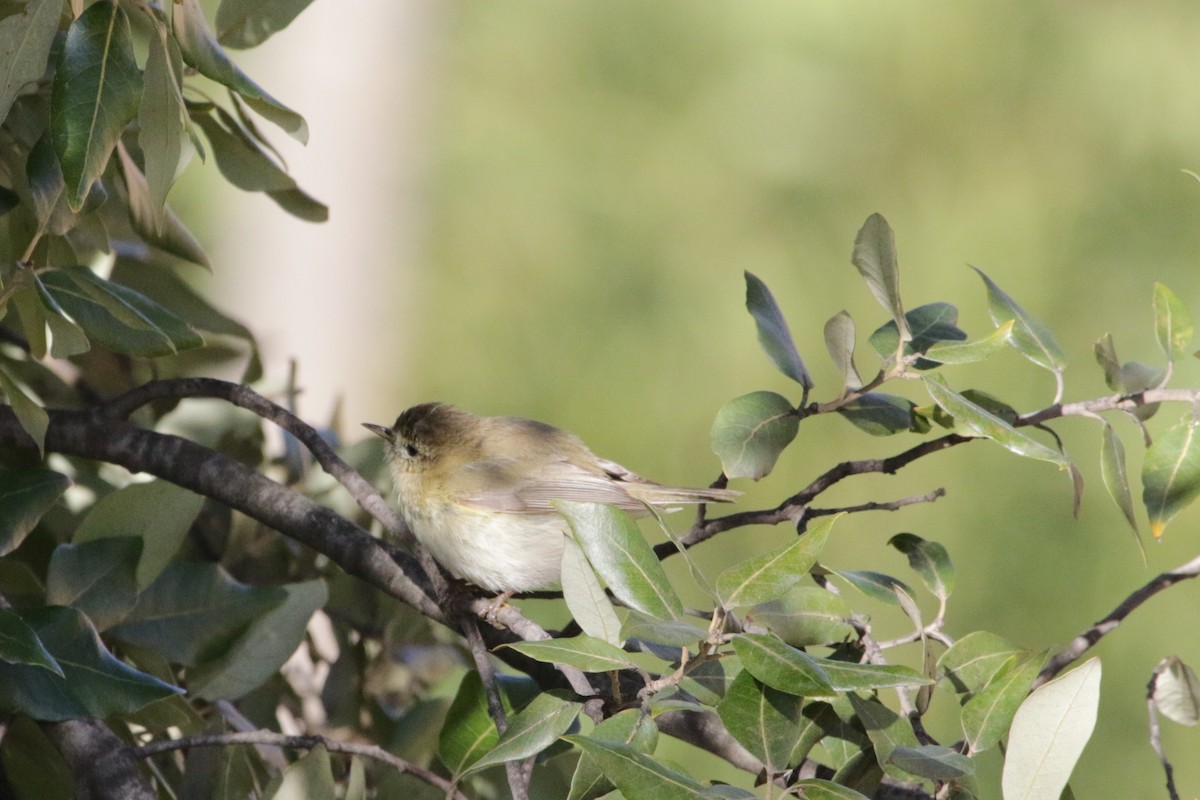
[190,1,1200,796]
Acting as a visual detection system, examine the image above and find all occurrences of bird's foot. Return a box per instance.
[482,590,515,626]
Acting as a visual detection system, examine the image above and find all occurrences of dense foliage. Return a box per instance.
[2,3,1200,800]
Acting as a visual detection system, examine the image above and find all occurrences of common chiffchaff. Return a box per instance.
[363,403,738,594]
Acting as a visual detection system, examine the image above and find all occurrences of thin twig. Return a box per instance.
[1034,552,1200,688]
[132,731,468,800]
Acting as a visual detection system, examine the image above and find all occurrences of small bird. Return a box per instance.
[363,403,738,595]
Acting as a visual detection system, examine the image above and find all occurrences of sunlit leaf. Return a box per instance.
[846,692,917,765]
[561,536,622,644]
[744,271,812,388]
[1142,419,1200,539]
[791,780,871,800]
[747,585,854,647]
[1002,658,1101,800]
[971,266,1066,373]
[1153,283,1192,363]
[924,320,1014,365]
[869,302,966,369]
[1099,423,1142,556]
[924,373,1068,467]
[564,736,707,800]
[938,631,1025,694]
[824,310,862,391]
[467,692,581,773]
[836,392,915,436]
[0,467,69,556]
[621,610,707,649]
[887,533,955,600]
[710,391,798,480]
[138,21,188,234]
[731,633,835,697]
[568,709,659,800]
[887,746,973,781]
[716,515,836,608]
[716,671,806,773]
[961,651,1044,753]
[851,213,909,343]
[502,636,633,673]
[557,501,683,621]
[829,569,914,607]
[1153,656,1200,726]
[50,2,143,211]
[0,0,61,122]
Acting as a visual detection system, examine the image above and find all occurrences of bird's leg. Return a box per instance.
[482,590,515,626]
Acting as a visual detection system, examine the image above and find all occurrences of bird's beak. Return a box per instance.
[362,422,394,442]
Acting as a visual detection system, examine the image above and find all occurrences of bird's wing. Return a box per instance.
[457,456,649,514]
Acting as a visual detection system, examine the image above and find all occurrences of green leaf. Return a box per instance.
[437,672,538,775]
[560,535,622,645]
[846,692,917,765]
[109,561,288,665]
[267,745,335,800]
[0,0,62,122]
[851,213,909,344]
[744,271,812,388]
[824,310,862,391]
[813,657,932,692]
[1002,658,1101,800]
[50,2,143,211]
[924,320,1015,365]
[557,501,683,621]
[563,736,707,800]
[0,607,62,676]
[836,393,915,436]
[568,709,659,800]
[938,631,1025,694]
[868,302,967,369]
[1142,419,1200,539]
[216,0,318,48]
[39,267,204,357]
[887,533,955,600]
[501,636,633,673]
[716,515,836,608]
[467,692,581,773]
[0,470,68,556]
[190,579,327,700]
[45,537,142,631]
[116,143,210,268]
[1153,283,1192,362]
[621,609,707,648]
[731,633,836,697]
[971,266,1066,373]
[791,780,872,800]
[961,651,1045,753]
[30,271,90,357]
[747,585,854,647]
[924,373,1069,467]
[887,746,973,781]
[174,0,308,142]
[716,670,807,773]
[710,391,798,480]
[1100,423,1142,555]
[829,569,914,607]
[1153,656,1200,726]
[74,479,205,589]
[138,21,188,234]
[0,367,47,456]
[0,606,183,721]
[1094,333,1121,390]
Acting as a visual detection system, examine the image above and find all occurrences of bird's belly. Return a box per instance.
[405,505,567,593]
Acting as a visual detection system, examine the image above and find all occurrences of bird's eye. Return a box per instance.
[404,443,419,458]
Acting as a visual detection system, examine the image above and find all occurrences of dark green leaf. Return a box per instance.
[791,780,872,800]
[1143,419,1200,539]
[824,310,862,391]
[869,302,967,369]
[836,393,915,436]
[851,213,909,344]
[971,266,1066,373]
[563,736,707,800]
[813,657,932,692]
[216,0,318,48]
[1001,658,1100,800]
[0,467,68,556]
[39,267,204,357]
[1152,656,1200,726]
[748,586,854,647]
[710,391,798,480]
[501,636,633,673]
[138,21,188,233]
[716,671,807,772]
[50,2,143,211]
[0,606,182,720]
[190,579,327,700]
[1094,334,1121,390]
[467,692,581,773]
[1100,423,1142,555]
[109,561,287,665]
[846,692,917,765]
[731,633,836,697]
[0,0,61,121]
[0,367,47,455]
[744,271,812,388]
[621,609,707,648]
[116,144,210,268]
[0,607,62,676]
[887,533,955,600]
[557,501,683,621]
[11,281,48,358]
[45,537,142,631]
[174,0,307,142]
[887,746,973,781]
[829,569,914,607]
[264,185,329,222]
[961,651,1045,753]
[1154,283,1193,362]
[437,673,538,776]
[568,709,659,800]
[716,514,836,608]
[31,271,90,357]
[924,373,1068,466]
